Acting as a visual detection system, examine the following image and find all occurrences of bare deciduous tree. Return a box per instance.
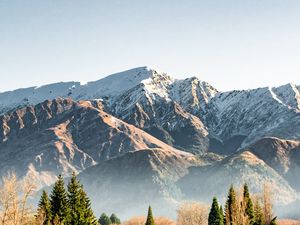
[123,216,146,225]
[177,202,209,225]
[263,183,274,225]
[0,172,37,225]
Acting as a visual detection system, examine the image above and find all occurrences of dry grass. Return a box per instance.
[123,216,176,225]
[278,219,300,225]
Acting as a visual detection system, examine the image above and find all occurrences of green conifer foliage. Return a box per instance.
[145,206,155,225]
[50,175,69,224]
[67,173,82,224]
[243,184,255,225]
[253,198,264,225]
[99,213,112,225]
[78,188,98,225]
[110,213,121,224]
[225,185,237,225]
[209,197,224,225]
[37,190,52,225]
[220,205,224,225]
[66,173,98,225]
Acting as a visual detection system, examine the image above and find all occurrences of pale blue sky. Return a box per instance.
[0,0,300,92]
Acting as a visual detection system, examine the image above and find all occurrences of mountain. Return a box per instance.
[78,148,199,218]
[246,137,300,191]
[0,97,188,186]
[0,67,215,154]
[2,67,300,154]
[178,151,298,205]
[1,66,300,218]
[205,84,300,153]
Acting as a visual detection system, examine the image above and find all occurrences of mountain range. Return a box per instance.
[1,66,300,218]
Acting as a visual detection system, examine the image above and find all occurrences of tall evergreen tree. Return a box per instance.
[78,187,98,225]
[145,206,155,225]
[220,205,224,225]
[110,213,121,224]
[36,190,52,225]
[99,213,112,225]
[50,174,69,224]
[209,197,224,225]
[253,198,264,225]
[243,184,255,225]
[66,173,82,225]
[67,173,83,225]
[225,185,237,225]
[66,173,98,225]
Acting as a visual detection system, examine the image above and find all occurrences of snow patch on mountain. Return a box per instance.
[206,84,300,148]
[272,83,300,111]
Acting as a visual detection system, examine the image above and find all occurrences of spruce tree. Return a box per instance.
[243,184,255,225]
[145,206,155,225]
[99,213,112,225]
[110,213,121,224]
[66,173,82,225]
[50,174,69,224]
[220,205,224,225]
[209,197,224,225]
[66,172,97,225]
[36,190,52,225]
[78,187,98,225]
[253,198,264,225]
[225,185,237,225]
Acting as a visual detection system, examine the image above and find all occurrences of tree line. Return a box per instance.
[0,171,281,225]
[36,173,122,225]
[208,184,277,225]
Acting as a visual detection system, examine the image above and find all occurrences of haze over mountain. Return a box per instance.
[0,66,300,218]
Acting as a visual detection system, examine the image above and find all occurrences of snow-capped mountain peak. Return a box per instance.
[271,83,300,111]
[0,67,215,115]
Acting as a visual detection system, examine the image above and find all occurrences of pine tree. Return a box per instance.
[225,185,237,225]
[66,173,98,225]
[209,197,224,225]
[99,213,112,225]
[145,206,155,225]
[253,198,264,225]
[66,173,82,225]
[78,187,98,225]
[50,174,69,224]
[243,184,255,225]
[220,205,224,225]
[110,213,121,224]
[36,190,52,225]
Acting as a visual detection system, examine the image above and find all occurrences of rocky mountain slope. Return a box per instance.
[206,85,300,151]
[0,97,189,187]
[178,151,298,205]
[1,66,300,217]
[246,137,300,191]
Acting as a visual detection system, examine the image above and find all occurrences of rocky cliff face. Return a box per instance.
[246,137,300,191]
[0,98,189,187]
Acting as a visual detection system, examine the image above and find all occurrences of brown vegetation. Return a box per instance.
[277,220,300,225]
[0,172,37,225]
[123,216,176,225]
[177,202,209,225]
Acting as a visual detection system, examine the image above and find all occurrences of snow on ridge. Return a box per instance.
[0,66,299,118]
[271,83,300,111]
[0,66,217,114]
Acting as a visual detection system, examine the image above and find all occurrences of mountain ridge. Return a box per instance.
[1,66,300,218]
